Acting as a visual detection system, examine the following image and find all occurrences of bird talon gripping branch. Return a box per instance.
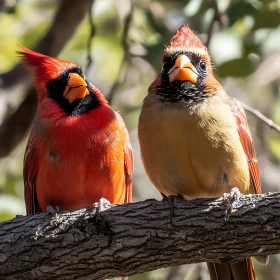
[223,187,242,219]
[46,205,60,215]
[92,197,112,213]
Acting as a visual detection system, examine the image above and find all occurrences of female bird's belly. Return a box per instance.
[139,103,250,199]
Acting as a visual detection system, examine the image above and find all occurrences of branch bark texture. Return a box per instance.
[0,193,280,280]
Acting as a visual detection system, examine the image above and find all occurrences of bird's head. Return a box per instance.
[154,25,222,105]
[18,46,101,115]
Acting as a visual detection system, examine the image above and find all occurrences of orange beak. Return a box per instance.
[63,73,90,104]
[168,55,198,84]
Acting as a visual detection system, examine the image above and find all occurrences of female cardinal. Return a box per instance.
[20,47,133,214]
[138,25,265,280]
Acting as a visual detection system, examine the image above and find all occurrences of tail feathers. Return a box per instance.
[207,258,256,280]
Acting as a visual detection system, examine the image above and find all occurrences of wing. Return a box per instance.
[123,136,134,203]
[115,112,134,203]
[23,131,41,214]
[232,99,262,194]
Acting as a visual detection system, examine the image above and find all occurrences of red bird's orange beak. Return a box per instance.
[63,73,90,104]
[168,55,198,84]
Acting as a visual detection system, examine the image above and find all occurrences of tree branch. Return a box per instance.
[1,192,280,280]
[240,101,280,133]
[205,0,223,48]
[0,0,5,13]
[0,89,37,157]
[85,0,96,75]
[106,0,134,105]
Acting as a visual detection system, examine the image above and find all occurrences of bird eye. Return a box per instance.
[161,61,168,72]
[199,60,207,72]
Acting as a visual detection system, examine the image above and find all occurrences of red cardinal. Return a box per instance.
[138,25,266,280]
[20,47,133,215]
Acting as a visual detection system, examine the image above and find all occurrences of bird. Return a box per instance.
[138,25,265,280]
[20,46,133,218]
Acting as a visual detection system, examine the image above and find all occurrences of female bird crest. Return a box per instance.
[163,25,210,63]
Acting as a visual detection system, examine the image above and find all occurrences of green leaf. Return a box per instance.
[228,2,257,26]
[269,138,280,160]
[243,41,261,56]
[217,58,256,77]
[253,10,280,29]
[0,211,15,222]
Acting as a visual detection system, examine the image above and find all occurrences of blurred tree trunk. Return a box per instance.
[0,0,93,157]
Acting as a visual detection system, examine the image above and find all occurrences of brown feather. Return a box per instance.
[231,100,262,194]
[23,131,41,214]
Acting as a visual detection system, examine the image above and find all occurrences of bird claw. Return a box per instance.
[223,187,241,220]
[92,197,112,213]
[46,205,61,226]
[46,205,60,215]
[93,198,112,222]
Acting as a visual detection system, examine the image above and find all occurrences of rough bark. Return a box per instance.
[0,192,280,280]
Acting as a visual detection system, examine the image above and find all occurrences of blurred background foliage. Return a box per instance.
[0,0,280,279]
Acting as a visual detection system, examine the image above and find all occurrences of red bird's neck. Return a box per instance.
[36,96,115,141]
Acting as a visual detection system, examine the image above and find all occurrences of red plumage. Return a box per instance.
[21,47,133,214]
[19,46,77,102]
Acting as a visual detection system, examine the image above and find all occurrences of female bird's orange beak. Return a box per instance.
[63,73,90,104]
[168,55,198,84]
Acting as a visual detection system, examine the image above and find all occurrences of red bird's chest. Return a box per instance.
[34,109,126,211]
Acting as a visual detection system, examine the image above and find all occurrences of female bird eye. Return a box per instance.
[199,60,207,72]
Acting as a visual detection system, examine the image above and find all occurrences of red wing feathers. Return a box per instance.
[232,100,262,194]
[115,113,134,204]
[123,137,134,203]
[23,132,40,214]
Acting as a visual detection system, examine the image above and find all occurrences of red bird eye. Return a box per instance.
[161,61,168,72]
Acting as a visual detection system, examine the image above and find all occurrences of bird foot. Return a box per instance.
[46,205,61,226]
[93,198,112,222]
[46,205,60,215]
[93,197,112,213]
[223,187,241,220]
